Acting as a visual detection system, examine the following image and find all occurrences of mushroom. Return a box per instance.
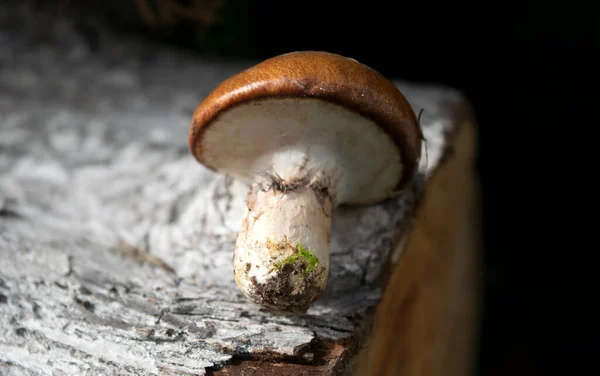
[188,51,422,315]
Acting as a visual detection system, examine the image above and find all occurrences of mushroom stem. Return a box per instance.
[233,172,333,315]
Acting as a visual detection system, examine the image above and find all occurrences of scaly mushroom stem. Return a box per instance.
[233,173,333,315]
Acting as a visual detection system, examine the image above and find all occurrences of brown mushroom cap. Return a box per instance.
[189,51,422,203]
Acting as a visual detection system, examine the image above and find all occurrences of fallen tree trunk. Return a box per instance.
[0,3,481,375]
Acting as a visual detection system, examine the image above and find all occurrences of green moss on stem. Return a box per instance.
[275,243,318,275]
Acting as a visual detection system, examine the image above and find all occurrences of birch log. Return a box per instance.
[0,3,478,375]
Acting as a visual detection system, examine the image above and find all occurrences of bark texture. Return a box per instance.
[0,3,462,375]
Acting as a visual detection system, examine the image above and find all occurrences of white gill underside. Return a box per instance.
[200,98,403,205]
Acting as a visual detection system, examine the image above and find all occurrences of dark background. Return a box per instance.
[20,0,597,374]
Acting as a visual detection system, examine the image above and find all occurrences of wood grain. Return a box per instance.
[349,106,482,376]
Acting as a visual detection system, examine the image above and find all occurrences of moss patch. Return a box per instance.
[275,243,318,275]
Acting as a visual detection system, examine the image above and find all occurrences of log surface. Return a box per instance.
[0,3,463,375]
